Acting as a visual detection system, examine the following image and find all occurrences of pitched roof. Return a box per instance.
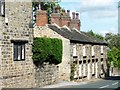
[48,24,107,45]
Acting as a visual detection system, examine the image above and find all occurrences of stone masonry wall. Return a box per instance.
[70,43,108,81]
[34,26,71,81]
[0,1,35,88]
[34,63,59,87]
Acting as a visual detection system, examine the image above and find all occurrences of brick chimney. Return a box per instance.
[72,12,75,19]
[56,6,60,13]
[70,12,81,30]
[51,13,61,26]
[36,10,48,26]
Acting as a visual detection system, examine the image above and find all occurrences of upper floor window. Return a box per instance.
[83,45,86,56]
[101,46,103,54]
[92,45,94,56]
[0,0,5,16]
[73,45,77,57]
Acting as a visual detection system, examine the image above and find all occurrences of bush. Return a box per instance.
[32,37,62,65]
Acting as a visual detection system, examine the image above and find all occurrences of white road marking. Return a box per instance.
[112,82,118,86]
[99,85,109,88]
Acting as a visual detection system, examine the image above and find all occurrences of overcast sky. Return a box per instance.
[60,0,119,36]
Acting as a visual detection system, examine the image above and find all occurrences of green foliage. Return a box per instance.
[32,37,62,65]
[32,1,61,24]
[105,33,120,50]
[70,61,77,81]
[87,31,120,68]
[87,30,104,40]
[106,33,120,68]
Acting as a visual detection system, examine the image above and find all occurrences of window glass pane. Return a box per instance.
[83,45,86,56]
[18,45,21,60]
[1,3,3,15]
[14,44,18,60]
[73,45,76,56]
[22,44,25,59]
[0,0,5,15]
[101,46,103,53]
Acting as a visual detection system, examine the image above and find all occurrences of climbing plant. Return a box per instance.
[70,61,77,81]
[32,37,62,66]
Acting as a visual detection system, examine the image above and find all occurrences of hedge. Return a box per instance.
[32,37,62,65]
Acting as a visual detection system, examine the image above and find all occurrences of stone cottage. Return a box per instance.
[34,7,108,82]
[0,0,35,88]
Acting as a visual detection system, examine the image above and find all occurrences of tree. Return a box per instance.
[87,31,120,68]
[105,33,120,68]
[32,0,61,24]
[87,30,104,40]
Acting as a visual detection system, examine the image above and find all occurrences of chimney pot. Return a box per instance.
[67,10,70,16]
[72,12,75,19]
[76,13,79,19]
[56,6,60,13]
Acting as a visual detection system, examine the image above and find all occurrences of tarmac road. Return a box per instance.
[63,76,120,89]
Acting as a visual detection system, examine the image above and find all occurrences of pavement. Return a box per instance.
[41,76,120,89]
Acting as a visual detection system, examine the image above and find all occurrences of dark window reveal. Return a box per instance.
[14,43,25,61]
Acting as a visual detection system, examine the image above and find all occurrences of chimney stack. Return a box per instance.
[76,13,79,19]
[72,12,75,19]
[56,6,60,13]
[67,10,70,16]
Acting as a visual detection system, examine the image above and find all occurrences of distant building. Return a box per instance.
[34,7,108,82]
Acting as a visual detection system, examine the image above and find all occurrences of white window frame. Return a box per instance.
[92,45,94,56]
[95,59,98,78]
[79,63,82,77]
[101,46,103,54]
[83,45,86,56]
[83,61,86,76]
[73,45,77,57]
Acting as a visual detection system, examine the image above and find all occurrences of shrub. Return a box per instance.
[32,37,62,65]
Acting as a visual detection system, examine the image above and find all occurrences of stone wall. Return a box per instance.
[0,1,35,88]
[34,26,71,81]
[34,63,59,87]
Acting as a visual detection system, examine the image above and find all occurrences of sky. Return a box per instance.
[59,0,119,36]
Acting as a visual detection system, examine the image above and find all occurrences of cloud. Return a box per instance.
[97,27,118,36]
[88,10,118,18]
[77,0,117,12]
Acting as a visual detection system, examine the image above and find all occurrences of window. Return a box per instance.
[14,43,25,61]
[79,61,82,77]
[73,45,77,57]
[83,60,86,76]
[101,58,103,74]
[92,59,95,75]
[83,45,86,56]
[0,0,5,16]
[101,46,103,54]
[92,45,94,56]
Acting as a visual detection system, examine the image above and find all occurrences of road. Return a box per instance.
[63,76,120,89]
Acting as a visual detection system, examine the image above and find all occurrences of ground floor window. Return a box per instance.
[83,60,86,76]
[101,58,103,74]
[92,59,95,75]
[14,43,25,61]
